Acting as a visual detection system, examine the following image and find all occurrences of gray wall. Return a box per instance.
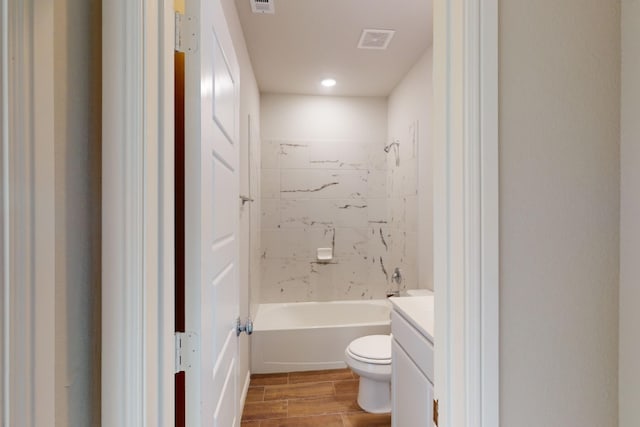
[54,0,102,425]
[620,0,640,425]
[499,1,620,425]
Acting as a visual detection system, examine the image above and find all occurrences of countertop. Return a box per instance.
[389,295,435,343]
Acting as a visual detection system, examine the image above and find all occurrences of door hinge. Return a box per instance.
[433,399,439,426]
[175,331,198,373]
[175,12,198,53]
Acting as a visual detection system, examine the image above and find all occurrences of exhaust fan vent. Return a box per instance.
[357,29,396,50]
[251,0,275,14]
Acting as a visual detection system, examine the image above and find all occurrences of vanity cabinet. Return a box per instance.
[390,297,435,427]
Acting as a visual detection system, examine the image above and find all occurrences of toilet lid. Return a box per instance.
[348,335,391,363]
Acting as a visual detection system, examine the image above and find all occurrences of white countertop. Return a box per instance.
[389,295,435,342]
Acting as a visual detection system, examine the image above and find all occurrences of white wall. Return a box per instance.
[261,94,387,141]
[620,1,640,425]
[53,0,102,425]
[387,47,433,290]
[260,94,391,301]
[499,1,620,425]
[221,0,261,400]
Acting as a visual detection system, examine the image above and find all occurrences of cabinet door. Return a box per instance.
[392,339,433,426]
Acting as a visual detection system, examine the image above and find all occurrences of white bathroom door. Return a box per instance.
[183,0,241,425]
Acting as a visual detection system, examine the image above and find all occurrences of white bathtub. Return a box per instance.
[251,299,392,374]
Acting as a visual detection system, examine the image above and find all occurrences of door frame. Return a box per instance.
[102,0,175,425]
[433,0,499,426]
[100,1,499,427]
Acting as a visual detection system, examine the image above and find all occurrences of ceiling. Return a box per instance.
[235,0,433,97]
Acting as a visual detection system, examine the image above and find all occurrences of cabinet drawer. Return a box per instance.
[391,310,434,382]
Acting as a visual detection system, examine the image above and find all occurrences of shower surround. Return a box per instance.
[260,137,392,302]
[259,93,421,304]
[385,121,420,292]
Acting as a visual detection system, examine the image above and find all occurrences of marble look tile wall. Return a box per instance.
[386,49,434,290]
[260,138,394,302]
[385,121,419,294]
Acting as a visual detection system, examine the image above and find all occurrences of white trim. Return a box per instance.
[158,1,177,425]
[102,0,175,426]
[433,0,499,426]
[0,0,56,425]
[464,0,483,422]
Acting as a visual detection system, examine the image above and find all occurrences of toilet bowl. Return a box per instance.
[344,334,392,414]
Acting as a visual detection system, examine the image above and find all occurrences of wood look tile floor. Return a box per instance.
[241,368,391,427]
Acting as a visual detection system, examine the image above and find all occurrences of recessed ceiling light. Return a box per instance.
[321,78,337,88]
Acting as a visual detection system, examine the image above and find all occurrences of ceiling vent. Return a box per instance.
[357,29,396,50]
[251,0,275,14]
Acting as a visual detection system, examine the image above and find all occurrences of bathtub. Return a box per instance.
[251,299,392,374]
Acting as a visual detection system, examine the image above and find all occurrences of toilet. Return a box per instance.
[344,334,392,414]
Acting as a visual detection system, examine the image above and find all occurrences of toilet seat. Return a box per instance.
[347,335,391,365]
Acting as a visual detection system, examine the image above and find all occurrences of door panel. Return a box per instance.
[211,160,236,249]
[184,0,240,425]
[211,34,235,144]
[214,356,236,426]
